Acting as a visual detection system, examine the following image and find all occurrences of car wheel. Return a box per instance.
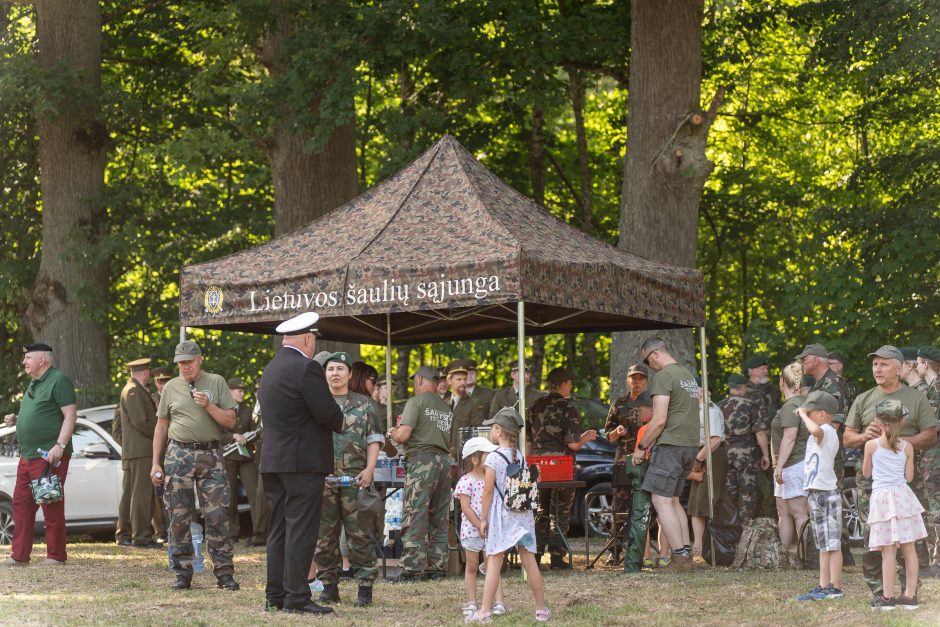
[842,476,863,546]
[0,501,13,546]
[583,482,613,537]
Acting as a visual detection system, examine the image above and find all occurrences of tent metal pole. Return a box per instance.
[386,314,393,432]
[517,301,526,457]
[180,326,186,343]
[700,326,715,562]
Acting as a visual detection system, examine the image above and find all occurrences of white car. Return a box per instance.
[0,406,123,544]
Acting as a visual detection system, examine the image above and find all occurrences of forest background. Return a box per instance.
[1,0,937,411]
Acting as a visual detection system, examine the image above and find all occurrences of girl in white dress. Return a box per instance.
[862,399,927,610]
[466,408,550,623]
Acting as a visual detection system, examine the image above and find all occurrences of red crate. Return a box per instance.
[526,455,574,482]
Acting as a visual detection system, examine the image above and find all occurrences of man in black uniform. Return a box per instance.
[260,312,344,615]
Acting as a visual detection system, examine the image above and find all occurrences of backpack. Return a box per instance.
[732,517,793,570]
[494,449,540,512]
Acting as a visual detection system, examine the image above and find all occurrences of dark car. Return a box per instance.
[567,396,616,536]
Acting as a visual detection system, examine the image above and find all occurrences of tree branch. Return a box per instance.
[561,60,629,88]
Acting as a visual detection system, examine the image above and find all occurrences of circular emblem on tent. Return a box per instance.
[204,286,224,314]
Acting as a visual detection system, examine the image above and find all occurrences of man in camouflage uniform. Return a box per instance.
[489,359,545,418]
[446,359,489,460]
[797,343,852,487]
[315,352,383,607]
[528,367,597,569]
[843,345,938,595]
[389,365,452,582]
[221,377,264,544]
[150,341,239,591]
[915,347,940,574]
[604,364,652,565]
[744,355,779,416]
[828,351,858,409]
[720,374,769,523]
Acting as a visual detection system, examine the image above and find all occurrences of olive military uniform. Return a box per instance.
[221,402,263,541]
[489,385,545,418]
[448,393,489,460]
[119,376,161,546]
[719,394,766,522]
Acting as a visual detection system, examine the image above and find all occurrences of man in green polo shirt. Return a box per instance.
[2,342,77,566]
[843,345,938,597]
[151,340,239,592]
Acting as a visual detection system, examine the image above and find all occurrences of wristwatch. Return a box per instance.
[636,442,646,452]
[55,441,67,449]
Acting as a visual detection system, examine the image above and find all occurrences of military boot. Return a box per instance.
[354,584,373,607]
[318,583,340,604]
[171,573,192,590]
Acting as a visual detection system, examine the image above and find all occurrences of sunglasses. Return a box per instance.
[643,349,658,367]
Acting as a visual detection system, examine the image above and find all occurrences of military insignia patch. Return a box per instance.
[204,286,224,314]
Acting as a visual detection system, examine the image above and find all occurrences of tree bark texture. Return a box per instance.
[610,0,714,399]
[26,0,110,405]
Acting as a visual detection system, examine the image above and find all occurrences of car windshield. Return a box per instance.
[570,397,609,432]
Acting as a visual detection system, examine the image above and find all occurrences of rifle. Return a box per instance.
[221,429,259,458]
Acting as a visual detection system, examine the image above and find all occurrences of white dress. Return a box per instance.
[483,447,537,556]
[867,440,927,549]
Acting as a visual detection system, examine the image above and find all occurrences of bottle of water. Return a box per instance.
[36,448,61,468]
[325,475,356,487]
[309,578,324,594]
[191,521,205,572]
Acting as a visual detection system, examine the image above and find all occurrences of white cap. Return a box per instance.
[462,436,498,459]
[275,311,321,336]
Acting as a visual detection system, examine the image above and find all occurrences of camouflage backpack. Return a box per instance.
[732,517,793,570]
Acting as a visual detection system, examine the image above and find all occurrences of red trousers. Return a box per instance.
[12,456,70,562]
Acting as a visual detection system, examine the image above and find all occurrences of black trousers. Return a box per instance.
[263,472,325,609]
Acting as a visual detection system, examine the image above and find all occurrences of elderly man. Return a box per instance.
[529,366,597,569]
[151,341,239,592]
[446,360,488,460]
[797,343,852,488]
[720,373,769,523]
[489,359,545,418]
[843,345,937,598]
[2,343,77,566]
[389,365,453,582]
[634,337,701,572]
[744,354,779,415]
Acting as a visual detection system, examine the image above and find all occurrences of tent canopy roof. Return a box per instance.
[179,135,704,344]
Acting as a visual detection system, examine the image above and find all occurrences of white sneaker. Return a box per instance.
[492,602,509,615]
[461,602,478,618]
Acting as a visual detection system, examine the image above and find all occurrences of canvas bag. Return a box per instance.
[30,464,63,505]
[494,449,540,512]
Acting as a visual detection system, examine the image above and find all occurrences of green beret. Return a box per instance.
[744,355,768,370]
[900,346,920,361]
[919,346,940,363]
[547,367,574,386]
[325,351,353,367]
[728,373,748,386]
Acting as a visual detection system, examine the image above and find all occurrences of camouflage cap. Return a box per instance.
[800,390,838,415]
[744,355,768,370]
[483,406,523,434]
[313,350,332,366]
[445,359,469,376]
[827,351,846,364]
[411,365,442,380]
[794,343,828,360]
[152,366,173,381]
[546,367,574,386]
[227,377,246,390]
[728,373,748,386]
[867,345,904,363]
[626,364,649,378]
[173,341,201,363]
[899,346,920,362]
[919,346,940,363]
[876,399,909,420]
[127,357,151,372]
[325,351,352,367]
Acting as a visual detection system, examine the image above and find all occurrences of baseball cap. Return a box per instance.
[483,407,524,434]
[795,343,828,360]
[867,345,904,362]
[227,377,245,390]
[462,436,498,459]
[411,365,442,381]
[876,399,909,420]
[799,390,838,415]
[23,342,53,353]
[626,364,649,378]
[174,341,202,363]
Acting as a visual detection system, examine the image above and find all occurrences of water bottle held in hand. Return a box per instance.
[325,475,357,487]
[37,448,61,468]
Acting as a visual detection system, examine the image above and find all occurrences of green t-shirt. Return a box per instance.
[770,395,808,468]
[845,384,937,439]
[16,367,76,459]
[401,392,452,458]
[649,363,700,447]
[156,372,235,443]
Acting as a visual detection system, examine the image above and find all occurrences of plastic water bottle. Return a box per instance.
[309,578,324,594]
[325,475,356,487]
[37,448,61,468]
[191,521,205,572]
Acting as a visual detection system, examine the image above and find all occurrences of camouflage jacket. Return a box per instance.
[910,379,929,395]
[811,369,852,418]
[332,391,384,476]
[720,395,765,440]
[744,381,776,424]
[604,392,650,463]
[527,391,582,455]
[926,378,940,420]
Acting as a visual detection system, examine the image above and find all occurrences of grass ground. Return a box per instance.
[1,538,939,625]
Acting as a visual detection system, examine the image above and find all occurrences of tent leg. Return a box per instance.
[180,326,186,343]
[517,301,526,456]
[699,326,715,562]
[386,314,393,432]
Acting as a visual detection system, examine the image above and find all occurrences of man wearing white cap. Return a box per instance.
[259,311,345,615]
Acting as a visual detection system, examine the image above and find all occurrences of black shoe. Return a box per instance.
[425,571,446,581]
[264,599,283,611]
[549,557,572,571]
[390,571,425,583]
[116,538,132,547]
[284,602,334,615]
[171,574,192,590]
[246,538,266,548]
[354,585,373,607]
[132,540,162,549]
[318,583,340,603]
[216,574,240,591]
[339,567,354,580]
[870,594,896,611]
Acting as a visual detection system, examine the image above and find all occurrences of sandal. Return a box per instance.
[461,602,478,617]
[492,602,509,615]
[536,607,553,622]
[642,557,657,569]
[465,610,492,624]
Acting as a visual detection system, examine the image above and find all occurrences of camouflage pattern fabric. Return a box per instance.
[528,392,582,455]
[812,370,853,488]
[163,442,234,577]
[331,391,384,477]
[400,451,451,576]
[315,485,378,586]
[720,395,764,522]
[924,379,940,560]
[622,458,650,574]
[535,487,575,560]
[732,517,792,571]
[604,394,646,463]
[746,381,779,420]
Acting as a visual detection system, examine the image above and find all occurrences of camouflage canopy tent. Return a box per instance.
[179,135,705,342]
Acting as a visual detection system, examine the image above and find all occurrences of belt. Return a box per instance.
[727,434,756,442]
[169,439,219,450]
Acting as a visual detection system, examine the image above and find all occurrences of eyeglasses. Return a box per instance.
[643,349,658,367]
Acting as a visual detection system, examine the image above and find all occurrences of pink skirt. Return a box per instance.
[867,485,927,549]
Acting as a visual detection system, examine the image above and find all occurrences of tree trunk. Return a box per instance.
[259,0,359,358]
[610,0,715,399]
[26,0,109,406]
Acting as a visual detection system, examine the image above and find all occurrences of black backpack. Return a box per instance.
[494,449,540,512]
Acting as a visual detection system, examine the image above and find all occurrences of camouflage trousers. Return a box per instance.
[400,452,451,575]
[623,460,650,574]
[725,444,761,523]
[536,486,575,559]
[856,457,930,593]
[315,484,378,586]
[164,442,234,577]
[919,445,940,560]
